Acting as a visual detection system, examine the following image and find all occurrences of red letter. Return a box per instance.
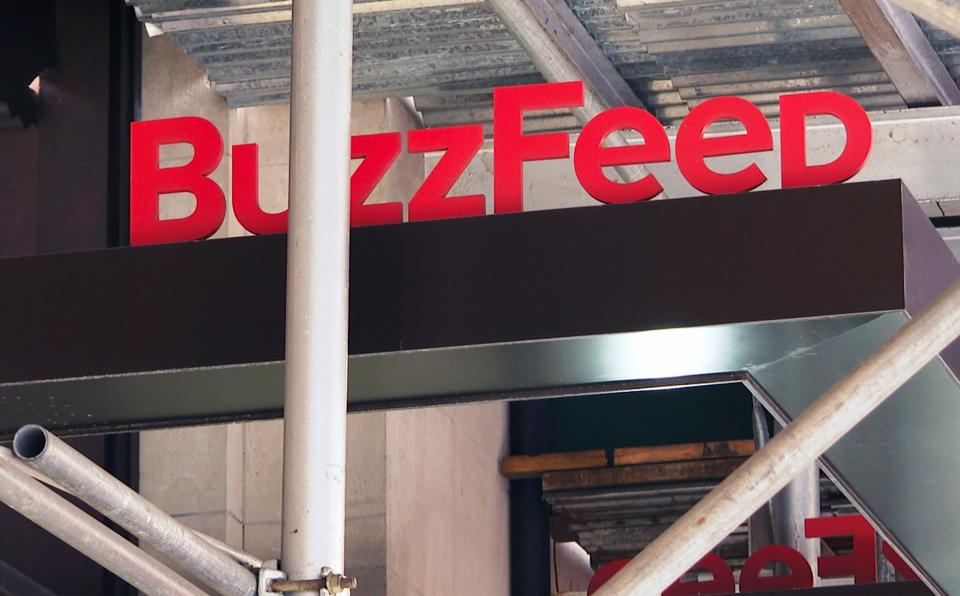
[676,96,772,195]
[780,91,872,188]
[662,553,735,596]
[740,546,814,591]
[493,81,584,213]
[587,560,629,595]
[881,542,920,581]
[407,124,485,222]
[574,106,670,203]
[805,514,877,583]
[232,143,287,235]
[130,117,226,246]
[351,132,403,227]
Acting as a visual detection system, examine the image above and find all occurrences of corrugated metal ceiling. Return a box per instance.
[126,0,960,129]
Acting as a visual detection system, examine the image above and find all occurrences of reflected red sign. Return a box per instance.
[586,514,919,595]
[129,81,873,246]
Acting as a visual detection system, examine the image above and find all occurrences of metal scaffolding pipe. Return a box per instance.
[485,0,652,188]
[281,0,353,592]
[196,529,265,571]
[12,426,257,596]
[0,448,204,596]
[4,444,263,573]
[594,277,960,596]
[0,444,63,490]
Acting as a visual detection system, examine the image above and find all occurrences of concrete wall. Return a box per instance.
[138,32,510,596]
[386,404,510,596]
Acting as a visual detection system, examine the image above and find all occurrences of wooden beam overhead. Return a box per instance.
[542,458,746,492]
[501,450,608,479]
[613,439,756,467]
[520,0,643,109]
[889,0,960,40]
[841,0,960,106]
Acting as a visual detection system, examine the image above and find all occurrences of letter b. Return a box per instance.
[130,117,227,246]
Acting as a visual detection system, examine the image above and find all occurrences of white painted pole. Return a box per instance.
[594,277,960,596]
[281,0,353,592]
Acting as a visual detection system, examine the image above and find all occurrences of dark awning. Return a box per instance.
[1,179,957,592]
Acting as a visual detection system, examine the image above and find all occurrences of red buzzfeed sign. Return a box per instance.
[129,81,873,246]
[586,514,919,595]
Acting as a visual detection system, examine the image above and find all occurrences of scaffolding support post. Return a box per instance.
[281,0,353,593]
[594,277,960,596]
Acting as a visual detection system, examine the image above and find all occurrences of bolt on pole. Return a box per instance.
[281,0,353,593]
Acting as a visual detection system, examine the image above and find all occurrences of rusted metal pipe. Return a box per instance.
[595,277,960,595]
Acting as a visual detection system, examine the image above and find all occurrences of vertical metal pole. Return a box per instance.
[752,403,820,572]
[771,452,820,578]
[281,0,353,591]
[748,400,774,554]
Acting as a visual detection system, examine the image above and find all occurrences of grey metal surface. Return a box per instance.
[771,462,821,572]
[0,449,205,596]
[12,427,259,596]
[614,0,906,121]
[0,314,878,436]
[125,0,960,128]
[545,476,850,569]
[747,313,960,595]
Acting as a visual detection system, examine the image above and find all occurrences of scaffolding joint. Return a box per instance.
[259,562,357,595]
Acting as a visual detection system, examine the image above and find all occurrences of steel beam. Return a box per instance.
[841,0,960,106]
[771,463,820,575]
[592,277,960,595]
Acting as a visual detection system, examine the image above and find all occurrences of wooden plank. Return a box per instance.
[542,457,746,492]
[501,449,608,479]
[522,0,643,109]
[890,0,960,40]
[613,439,755,466]
[841,0,960,106]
